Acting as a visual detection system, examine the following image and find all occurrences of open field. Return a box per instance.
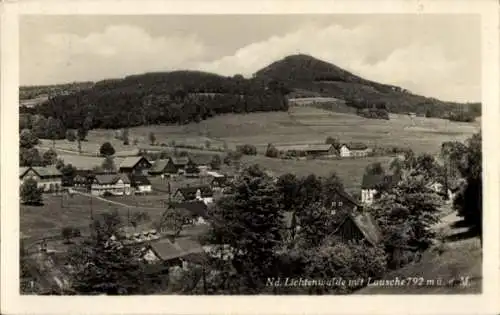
[38,106,479,158]
[20,194,166,241]
[240,155,393,193]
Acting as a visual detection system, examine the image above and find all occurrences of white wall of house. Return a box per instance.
[136,185,152,193]
[90,180,131,196]
[361,189,377,204]
[339,145,351,158]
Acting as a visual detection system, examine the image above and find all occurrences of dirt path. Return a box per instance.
[70,190,165,210]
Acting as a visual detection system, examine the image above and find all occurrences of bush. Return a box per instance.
[66,129,76,142]
[99,142,115,157]
[236,144,257,155]
[20,178,43,205]
[62,226,80,244]
[265,144,279,158]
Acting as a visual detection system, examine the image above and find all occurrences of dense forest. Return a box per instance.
[255,54,481,121]
[20,54,480,129]
[19,82,95,100]
[21,71,289,130]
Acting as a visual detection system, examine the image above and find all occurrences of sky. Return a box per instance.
[20,14,481,102]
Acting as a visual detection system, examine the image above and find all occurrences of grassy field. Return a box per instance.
[35,106,478,193]
[39,106,479,157]
[20,194,166,241]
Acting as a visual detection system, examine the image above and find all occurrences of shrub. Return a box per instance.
[99,142,115,157]
[66,129,76,142]
[236,144,257,155]
[20,178,43,205]
[265,144,279,158]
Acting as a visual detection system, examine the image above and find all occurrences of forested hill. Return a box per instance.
[24,71,288,130]
[255,54,481,120]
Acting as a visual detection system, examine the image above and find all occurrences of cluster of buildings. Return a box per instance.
[271,142,371,159]
[20,154,230,197]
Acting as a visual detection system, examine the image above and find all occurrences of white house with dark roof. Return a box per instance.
[118,156,152,176]
[90,173,131,196]
[19,166,63,192]
[339,143,371,158]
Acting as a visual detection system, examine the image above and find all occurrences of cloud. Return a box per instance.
[21,20,480,102]
[22,25,207,84]
[198,23,479,102]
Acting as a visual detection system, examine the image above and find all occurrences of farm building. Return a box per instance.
[141,237,206,269]
[165,157,190,174]
[118,156,152,176]
[128,174,152,194]
[173,185,214,203]
[273,143,336,158]
[282,187,364,242]
[339,143,371,158]
[149,159,169,176]
[90,173,132,196]
[331,211,383,246]
[20,166,63,193]
[72,170,95,191]
[188,155,214,172]
[166,200,210,226]
[361,173,400,205]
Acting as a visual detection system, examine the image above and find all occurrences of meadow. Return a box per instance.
[37,106,479,193]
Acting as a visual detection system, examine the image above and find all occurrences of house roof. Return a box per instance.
[94,173,130,185]
[170,157,190,166]
[189,155,214,166]
[361,173,400,190]
[361,173,386,189]
[119,156,151,169]
[20,166,63,178]
[149,159,169,173]
[170,200,209,219]
[175,185,213,199]
[274,143,334,152]
[149,237,204,261]
[128,174,151,186]
[343,142,368,150]
[333,211,383,246]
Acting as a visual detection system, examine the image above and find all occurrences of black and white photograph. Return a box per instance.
[1,0,499,314]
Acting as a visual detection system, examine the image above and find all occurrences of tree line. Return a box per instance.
[21,71,289,131]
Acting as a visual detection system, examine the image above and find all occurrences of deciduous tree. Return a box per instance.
[20,178,43,205]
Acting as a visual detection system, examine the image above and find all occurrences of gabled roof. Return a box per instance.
[128,174,151,186]
[170,156,190,166]
[169,200,209,219]
[93,173,130,185]
[362,173,400,190]
[333,211,383,246]
[20,166,62,178]
[148,237,204,261]
[343,142,368,150]
[361,173,386,189]
[149,159,169,173]
[119,156,151,169]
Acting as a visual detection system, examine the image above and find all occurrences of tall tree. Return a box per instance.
[101,156,116,173]
[20,148,43,167]
[99,142,116,157]
[148,132,156,145]
[207,164,284,293]
[67,211,146,295]
[46,117,65,147]
[42,148,58,166]
[453,132,482,242]
[20,129,39,149]
[20,178,43,205]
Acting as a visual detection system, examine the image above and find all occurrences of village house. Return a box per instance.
[149,159,169,176]
[128,174,152,194]
[331,210,383,246]
[167,200,210,226]
[361,173,400,205]
[172,185,214,204]
[186,155,214,176]
[19,166,63,193]
[72,170,95,192]
[118,156,152,176]
[339,143,371,158]
[141,237,207,270]
[274,143,336,158]
[164,157,190,175]
[90,173,132,196]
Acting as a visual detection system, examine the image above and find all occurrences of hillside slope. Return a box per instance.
[255,54,481,120]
